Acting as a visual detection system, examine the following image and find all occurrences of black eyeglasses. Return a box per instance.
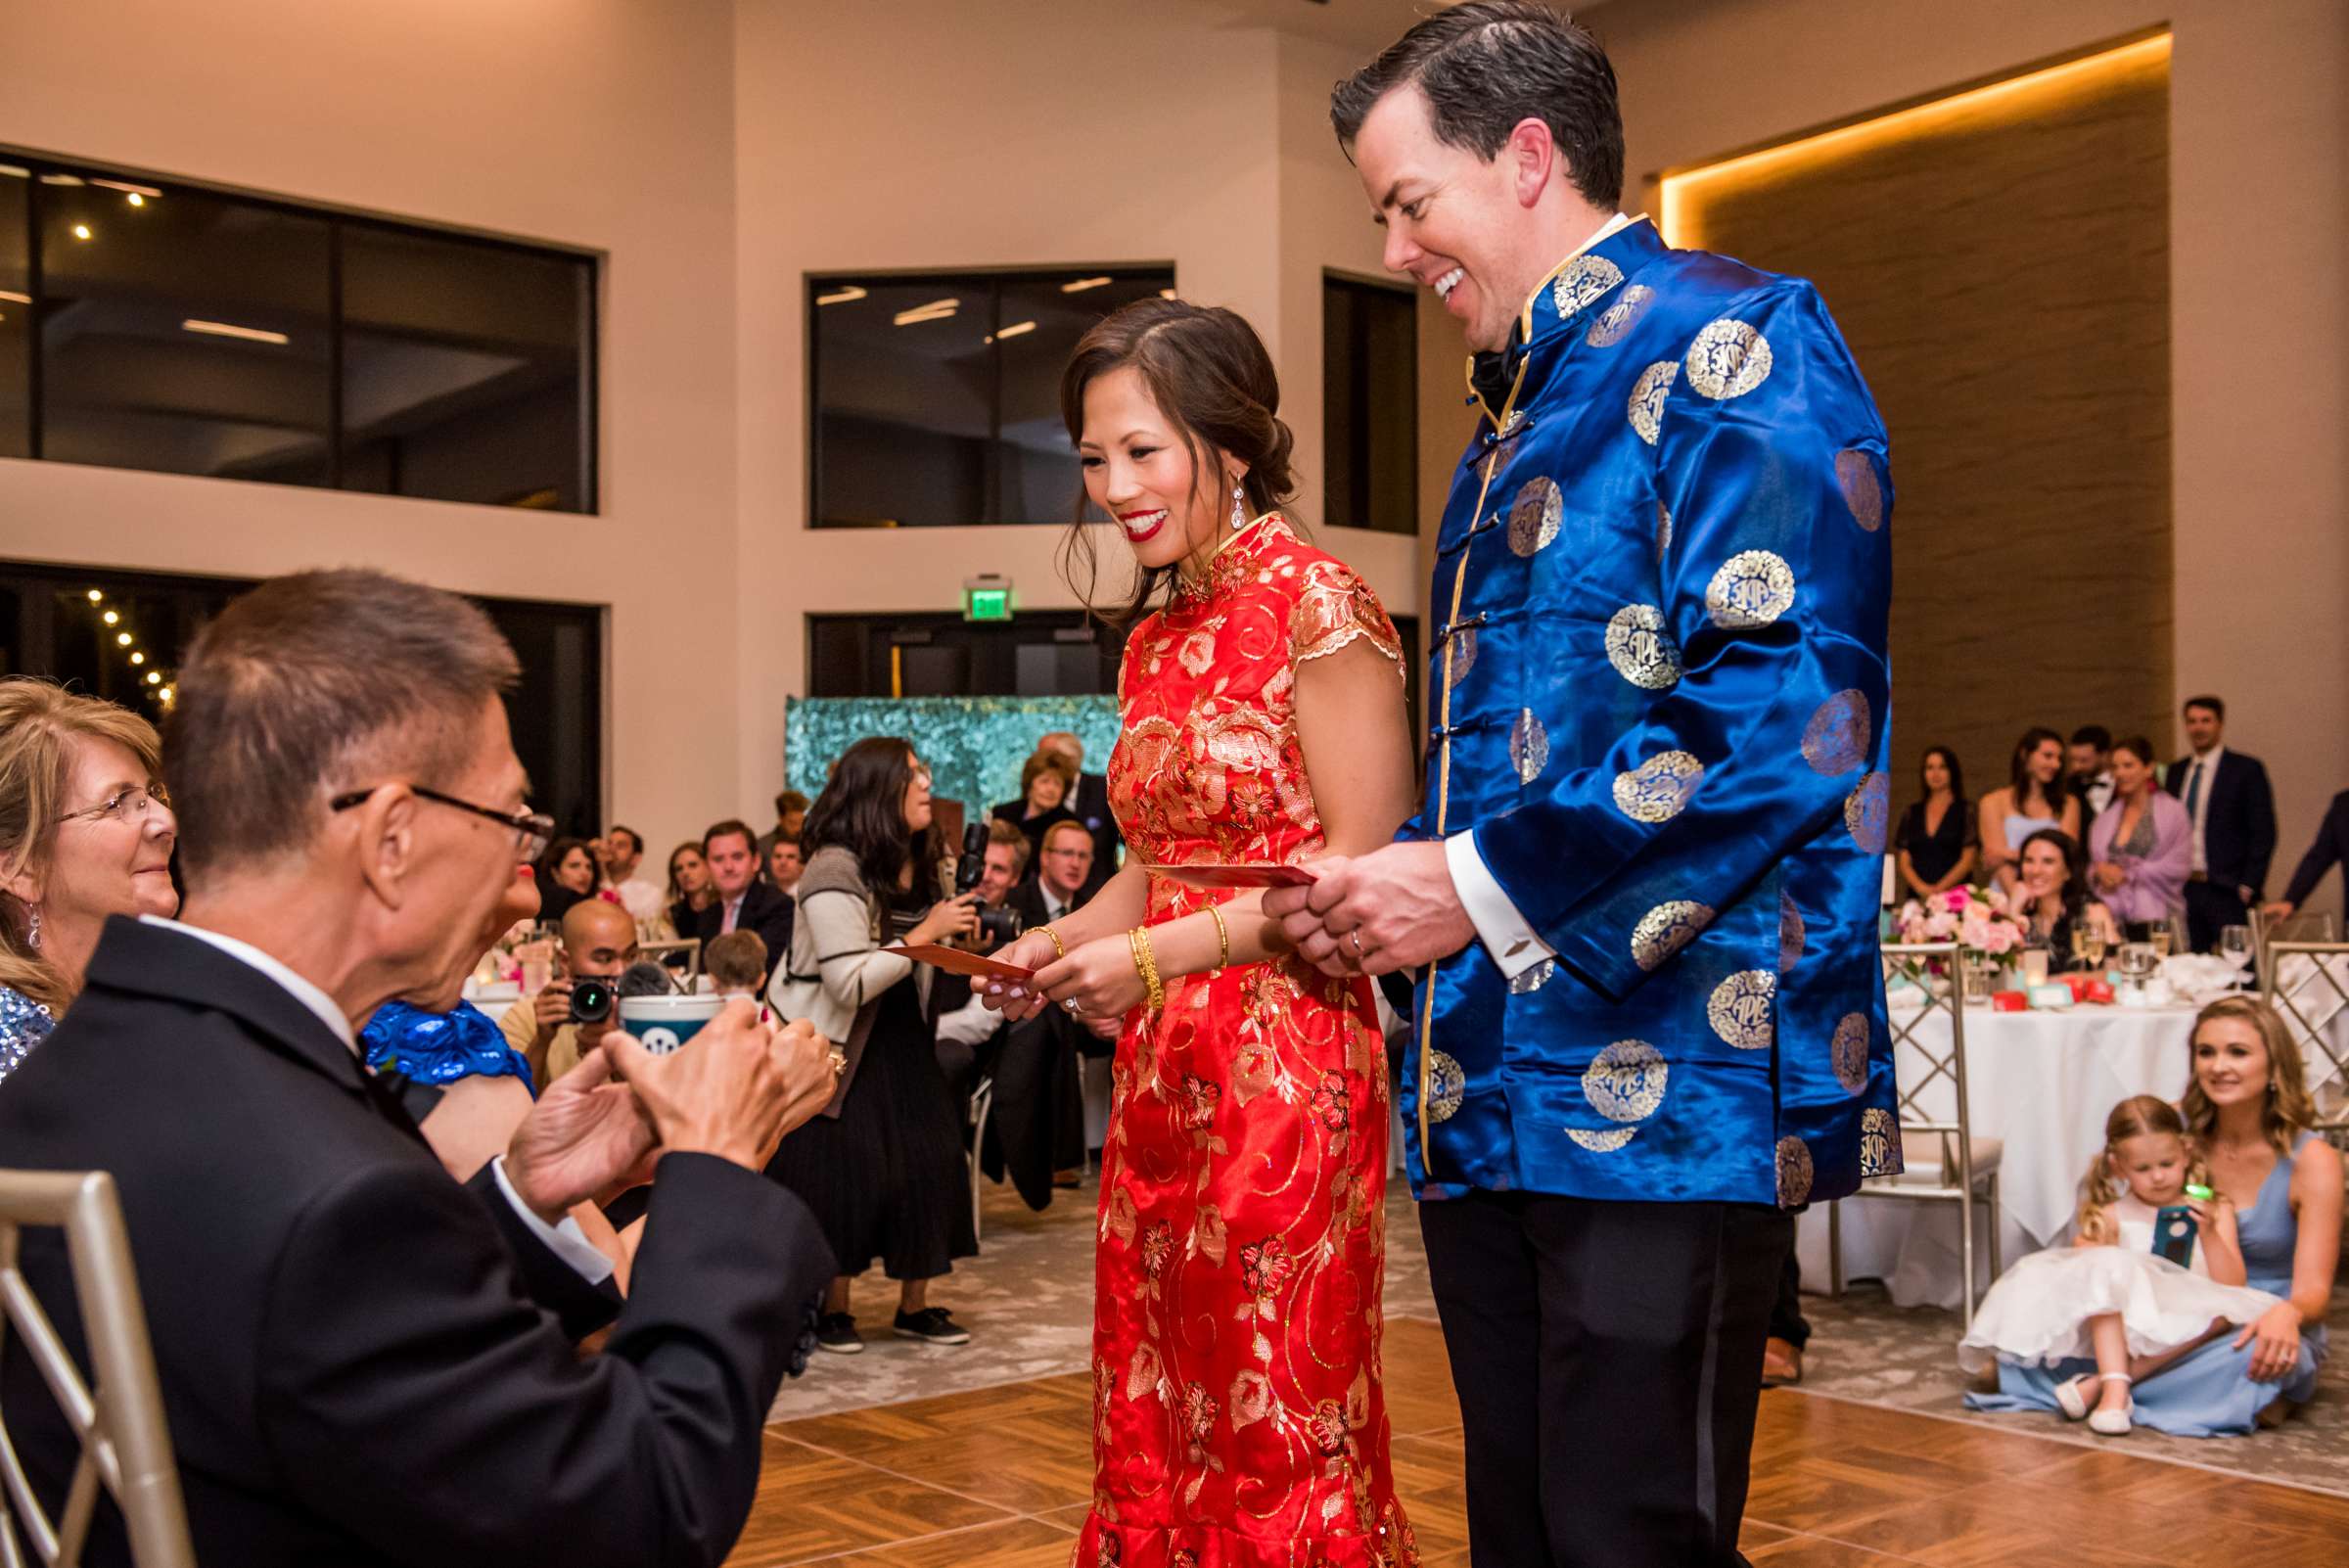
[329,784,555,863]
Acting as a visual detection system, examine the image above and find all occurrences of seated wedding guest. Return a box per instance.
[0,679,180,1084]
[765,832,804,896]
[2167,695,2278,952]
[2088,736,2190,934]
[2067,725,2116,820]
[2011,829,2119,966]
[666,839,714,940]
[1978,727,2083,894]
[0,568,839,1566]
[767,736,982,1354]
[704,929,768,999]
[599,823,666,926]
[1893,745,1977,899]
[498,896,639,1086]
[758,788,809,861]
[1036,729,1122,882]
[536,834,604,927]
[1970,998,2337,1434]
[990,750,1080,869]
[697,818,793,982]
[2262,785,2349,927]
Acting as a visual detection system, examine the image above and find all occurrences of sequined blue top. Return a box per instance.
[0,983,57,1087]
[360,999,535,1095]
[1405,216,1901,1210]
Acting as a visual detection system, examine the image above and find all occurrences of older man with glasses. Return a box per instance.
[0,569,842,1567]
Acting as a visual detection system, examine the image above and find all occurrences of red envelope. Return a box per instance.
[882,944,1037,981]
[1145,863,1318,891]
[1991,991,2028,1013]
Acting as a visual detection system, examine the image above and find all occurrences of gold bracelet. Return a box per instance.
[1128,925,1166,1012]
[1207,902,1229,970]
[1037,925,1067,959]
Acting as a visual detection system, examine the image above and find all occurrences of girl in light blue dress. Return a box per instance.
[1970,997,2338,1436]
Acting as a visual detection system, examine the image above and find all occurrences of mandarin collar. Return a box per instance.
[1465,215,1668,436]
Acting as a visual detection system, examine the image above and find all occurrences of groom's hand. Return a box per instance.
[1270,843,1475,978]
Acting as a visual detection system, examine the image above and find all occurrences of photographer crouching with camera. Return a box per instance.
[497,895,639,1088]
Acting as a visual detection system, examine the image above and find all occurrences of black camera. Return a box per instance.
[955,822,1023,951]
[567,976,616,1025]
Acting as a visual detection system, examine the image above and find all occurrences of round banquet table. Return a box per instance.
[1795,987,2349,1312]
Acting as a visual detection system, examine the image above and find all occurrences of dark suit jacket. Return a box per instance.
[2281,789,2349,909]
[0,917,834,1568]
[1069,770,1123,879]
[696,881,795,982]
[2165,749,2279,894]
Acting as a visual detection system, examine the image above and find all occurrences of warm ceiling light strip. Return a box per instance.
[816,285,867,306]
[1060,276,1112,294]
[892,298,960,326]
[0,291,28,304]
[182,318,290,345]
[1658,31,2171,245]
[89,178,162,198]
[994,320,1036,340]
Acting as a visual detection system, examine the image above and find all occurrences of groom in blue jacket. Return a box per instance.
[1271,6,1901,1564]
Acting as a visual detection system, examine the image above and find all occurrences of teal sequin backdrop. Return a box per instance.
[783,696,1121,817]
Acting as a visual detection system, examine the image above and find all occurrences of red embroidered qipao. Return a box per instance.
[1082,516,1416,1568]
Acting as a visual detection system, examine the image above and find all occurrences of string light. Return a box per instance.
[102,609,118,624]
[86,589,103,603]
[130,652,145,666]
[146,671,161,685]
[83,584,176,706]
[115,631,132,647]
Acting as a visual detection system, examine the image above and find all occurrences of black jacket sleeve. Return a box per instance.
[2242,758,2279,893]
[461,1159,624,1341]
[261,1153,834,1568]
[2281,793,2349,909]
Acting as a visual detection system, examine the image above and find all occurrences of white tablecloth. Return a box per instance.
[1796,986,2348,1311]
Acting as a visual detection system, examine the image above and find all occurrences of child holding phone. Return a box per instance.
[1959,1095,2277,1434]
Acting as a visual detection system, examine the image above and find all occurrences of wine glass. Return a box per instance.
[2220,924,2254,988]
[2149,924,2174,959]
[2068,922,2090,970]
[2081,925,2108,973]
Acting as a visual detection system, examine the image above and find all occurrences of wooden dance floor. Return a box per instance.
[724,1315,2349,1566]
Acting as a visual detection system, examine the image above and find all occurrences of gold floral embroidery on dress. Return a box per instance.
[1707,970,1775,1050]
[1604,604,1681,691]
[1612,750,1703,823]
[1586,283,1655,348]
[1631,899,1713,970]
[1507,477,1563,557]
[1584,1039,1670,1124]
[1628,359,1678,444]
[1569,1127,1639,1153]
[1551,253,1624,319]
[1705,550,1796,629]
[1292,557,1404,673]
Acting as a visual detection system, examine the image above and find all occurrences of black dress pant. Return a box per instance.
[1769,1214,1809,1349]
[1420,1189,1792,1568]
[2183,878,2249,954]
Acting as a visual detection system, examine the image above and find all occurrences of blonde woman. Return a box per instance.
[0,678,180,1083]
[1971,998,2338,1434]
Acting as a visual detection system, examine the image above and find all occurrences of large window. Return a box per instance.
[810,266,1174,528]
[0,155,595,511]
[1322,272,1418,535]
[0,562,607,839]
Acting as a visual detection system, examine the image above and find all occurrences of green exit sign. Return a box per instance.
[963,576,1013,622]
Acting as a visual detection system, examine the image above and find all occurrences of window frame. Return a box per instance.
[2,145,600,512]
[1320,267,1419,538]
[804,261,1174,530]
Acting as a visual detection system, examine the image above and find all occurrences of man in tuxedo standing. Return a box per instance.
[997,820,1106,1199]
[698,818,794,983]
[0,569,841,1567]
[2165,695,2278,951]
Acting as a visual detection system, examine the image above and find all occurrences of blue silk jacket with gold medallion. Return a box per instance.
[1404,216,1904,1210]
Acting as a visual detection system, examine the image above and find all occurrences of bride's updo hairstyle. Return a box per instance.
[1057,298,1300,626]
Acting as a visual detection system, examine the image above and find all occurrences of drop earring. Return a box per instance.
[23,904,39,951]
[1229,481,1247,533]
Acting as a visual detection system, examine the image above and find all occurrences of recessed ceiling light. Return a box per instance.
[1061,276,1112,294]
[893,298,960,326]
[994,320,1036,340]
[182,319,289,345]
[816,285,868,306]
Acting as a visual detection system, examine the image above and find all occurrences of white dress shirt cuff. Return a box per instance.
[492,1155,618,1285]
[1445,831,1556,980]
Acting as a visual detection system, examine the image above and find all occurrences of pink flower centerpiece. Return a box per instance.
[1896,884,2025,957]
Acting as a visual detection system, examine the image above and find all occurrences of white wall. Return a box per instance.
[0,0,745,856]
[729,0,1429,810]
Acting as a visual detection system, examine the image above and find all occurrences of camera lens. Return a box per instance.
[568,978,615,1025]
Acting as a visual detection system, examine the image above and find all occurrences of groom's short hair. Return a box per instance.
[1330,0,1625,212]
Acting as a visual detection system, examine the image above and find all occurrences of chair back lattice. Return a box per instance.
[2264,942,2349,1137]
[1876,943,1971,1184]
[0,1170,194,1568]
[638,939,703,984]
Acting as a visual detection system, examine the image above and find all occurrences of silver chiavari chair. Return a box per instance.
[2263,940,2349,1140]
[638,938,702,984]
[0,1171,194,1567]
[1827,942,2004,1329]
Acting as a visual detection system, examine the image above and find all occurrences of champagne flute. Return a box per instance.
[2068,922,2090,970]
[2149,924,2174,959]
[2220,924,2254,988]
[2081,929,2107,973]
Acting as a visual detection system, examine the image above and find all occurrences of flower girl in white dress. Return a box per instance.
[1960,1095,2278,1434]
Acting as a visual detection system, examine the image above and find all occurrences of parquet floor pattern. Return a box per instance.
[730,1316,2349,1567]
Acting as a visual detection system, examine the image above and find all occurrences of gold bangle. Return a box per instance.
[1037,925,1067,959]
[1207,902,1229,970]
[1128,925,1166,1012]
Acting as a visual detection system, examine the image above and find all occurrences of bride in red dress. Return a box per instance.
[986,300,1419,1567]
